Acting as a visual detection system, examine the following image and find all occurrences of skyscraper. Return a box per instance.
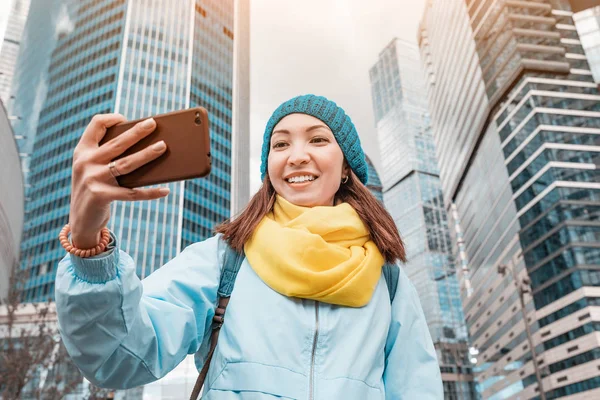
[0,99,24,303]
[365,154,384,203]
[19,0,249,303]
[230,0,250,216]
[0,0,31,104]
[370,38,478,400]
[9,0,64,186]
[419,0,600,398]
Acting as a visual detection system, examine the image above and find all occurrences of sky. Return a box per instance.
[0,0,428,193]
[248,0,427,193]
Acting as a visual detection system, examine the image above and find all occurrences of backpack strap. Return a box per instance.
[191,238,244,400]
[382,263,400,303]
[217,241,245,297]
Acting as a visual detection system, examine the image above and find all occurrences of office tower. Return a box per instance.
[419,0,600,398]
[230,0,250,216]
[0,100,24,303]
[9,0,64,186]
[0,0,31,104]
[572,2,600,83]
[370,38,478,400]
[365,154,384,203]
[0,2,10,43]
[369,39,437,191]
[19,0,249,304]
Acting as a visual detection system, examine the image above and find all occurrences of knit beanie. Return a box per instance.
[260,94,369,184]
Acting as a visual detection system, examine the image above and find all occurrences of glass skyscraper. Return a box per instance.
[0,0,31,104]
[365,154,384,203]
[13,0,248,397]
[9,0,64,187]
[0,100,24,303]
[19,0,249,307]
[420,0,600,398]
[370,38,478,400]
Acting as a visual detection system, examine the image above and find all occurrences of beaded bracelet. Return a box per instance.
[59,224,111,258]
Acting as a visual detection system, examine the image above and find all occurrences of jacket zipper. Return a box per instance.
[309,301,319,400]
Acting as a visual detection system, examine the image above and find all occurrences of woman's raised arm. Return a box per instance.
[55,113,221,389]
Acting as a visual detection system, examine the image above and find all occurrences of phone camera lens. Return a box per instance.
[195,116,202,125]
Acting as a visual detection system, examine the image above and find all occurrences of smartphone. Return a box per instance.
[99,107,211,188]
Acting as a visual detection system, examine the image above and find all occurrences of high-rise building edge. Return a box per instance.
[0,100,24,304]
[0,0,31,105]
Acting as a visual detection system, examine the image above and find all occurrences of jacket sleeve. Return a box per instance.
[55,232,224,389]
[383,267,444,399]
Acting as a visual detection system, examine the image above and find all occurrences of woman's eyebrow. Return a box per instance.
[306,124,331,133]
[272,125,331,136]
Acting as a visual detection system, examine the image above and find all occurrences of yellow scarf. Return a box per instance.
[244,195,385,307]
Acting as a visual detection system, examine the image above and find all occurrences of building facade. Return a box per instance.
[0,100,24,304]
[9,0,64,187]
[229,0,250,216]
[370,38,478,400]
[419,0,600,398]
[19,0,249,305]
[13,0,248,397]
[0,0,31,104]
[365,154,384,203]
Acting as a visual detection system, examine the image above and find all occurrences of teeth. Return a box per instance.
[287,175,316,183]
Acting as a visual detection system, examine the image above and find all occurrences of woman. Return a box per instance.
[56,95,443,399]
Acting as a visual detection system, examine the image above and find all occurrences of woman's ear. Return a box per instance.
[342,161,350,178]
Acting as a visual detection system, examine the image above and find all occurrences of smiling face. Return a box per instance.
[267,113,349,207]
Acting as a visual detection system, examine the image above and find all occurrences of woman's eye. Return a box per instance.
[311,137,328,143]
[272,142,287,149]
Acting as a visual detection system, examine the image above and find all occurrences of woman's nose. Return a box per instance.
[288,144,310,165]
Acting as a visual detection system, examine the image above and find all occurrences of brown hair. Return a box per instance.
[214,171,407,264]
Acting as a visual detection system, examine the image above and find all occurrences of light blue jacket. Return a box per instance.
[55,233,443,399]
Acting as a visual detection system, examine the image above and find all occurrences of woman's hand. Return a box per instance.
[68,113,170,249]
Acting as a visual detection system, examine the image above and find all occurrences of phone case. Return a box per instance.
[99,107,211,188]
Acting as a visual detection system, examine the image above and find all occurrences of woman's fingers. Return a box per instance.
[108,139,167,177]
[108,186,171,201]
[79,113,126,146]
[97,118,157,161]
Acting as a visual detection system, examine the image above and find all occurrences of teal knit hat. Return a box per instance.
[260,94,369,184]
